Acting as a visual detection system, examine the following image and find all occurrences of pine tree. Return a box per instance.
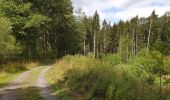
[92,11,100,58]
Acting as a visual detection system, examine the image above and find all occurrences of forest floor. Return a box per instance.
[0,66,58,100]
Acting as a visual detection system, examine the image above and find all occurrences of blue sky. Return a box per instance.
[71,0,170,24]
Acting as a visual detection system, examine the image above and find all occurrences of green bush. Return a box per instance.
[102,54,121,66]
[47,54,170,100]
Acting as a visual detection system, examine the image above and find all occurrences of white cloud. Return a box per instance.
[114,6,170,21]
[71,0,170,23]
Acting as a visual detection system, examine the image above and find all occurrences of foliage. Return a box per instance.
[0,61,40,88]
[102,54,121,66]
[0,16,21,59]
[0,61,39,73]
[25,14,49,28]
[131,50,170,75]
[47,54,170,100]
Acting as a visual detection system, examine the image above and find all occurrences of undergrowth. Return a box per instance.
[46,53,170,100]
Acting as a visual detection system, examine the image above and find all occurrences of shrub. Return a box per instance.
[47,54,170,100]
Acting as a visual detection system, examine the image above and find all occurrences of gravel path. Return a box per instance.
[37,66,58,100]
[0,66,58,100]
[0,67,40,100]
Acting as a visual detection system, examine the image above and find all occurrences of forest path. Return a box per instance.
[37,66,58,100]
[0,66,57,100]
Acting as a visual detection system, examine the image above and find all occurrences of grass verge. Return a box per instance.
[0,61,40,88]
[46,54,170,100]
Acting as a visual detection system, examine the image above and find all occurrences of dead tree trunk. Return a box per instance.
[84,33,86,56]
[104,32,106,53]
[136,32,138,54]
[93,33,96,58]
[132,27,135,56]
[147,19,152,52]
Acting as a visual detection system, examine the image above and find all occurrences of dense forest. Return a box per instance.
[0,0,170,61]
[0,0,170,100]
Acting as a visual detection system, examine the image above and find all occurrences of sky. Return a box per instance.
[71,0,170,23]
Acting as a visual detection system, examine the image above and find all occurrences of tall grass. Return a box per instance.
[0,61,39,73]
[47,53,170,100]
[0,61,40,88]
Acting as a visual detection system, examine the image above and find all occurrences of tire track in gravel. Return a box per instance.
[0,67,40,100]
[37,66,58,100]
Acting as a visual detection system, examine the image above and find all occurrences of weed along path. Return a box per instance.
[0,66,57,100]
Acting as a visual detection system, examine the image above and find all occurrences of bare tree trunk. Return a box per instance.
[132,27,135,56]
[93,33,96,58]
[147,20,152,52]
[127,45,129,63]
[119,41,122,64]
[136,32,138,54]
[127,33,129,62]
[84,33,86,56]
[104,33,106,53]
[97,37,99,58]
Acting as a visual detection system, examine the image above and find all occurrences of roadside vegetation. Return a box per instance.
[46,51,170,100]
[0,61,39,88]
[0,0,170,99]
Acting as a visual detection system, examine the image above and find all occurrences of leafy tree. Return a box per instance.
[0,16,20,61]
[0,0,48,59]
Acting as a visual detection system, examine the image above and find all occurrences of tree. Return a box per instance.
[108,23,119,53]
[92,11,100,58]
[158,15,170,55]
[74,7,86,55]
[130,16,139,56]
[99,19,111,54]
[0,16,20,61]
[146,10,159,52]
[0,0,48,59]
[0,0,82,59]
[83,16,93,53]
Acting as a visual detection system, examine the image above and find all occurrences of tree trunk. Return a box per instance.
[127,44,129,63]
[84,33,86,56]
[132,27,135,56]
[97,37,99,57]
[104,33,106,53]
[147,19,152,52]
[136,32,138,54]
[93,33,96,58]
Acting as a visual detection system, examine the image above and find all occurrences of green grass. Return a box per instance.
[46,54,170,100]
[0,61,40,88]
[0,72,20,88]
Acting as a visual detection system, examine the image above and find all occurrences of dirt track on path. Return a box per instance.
[0,66,57,100]
[37,66,58,100]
